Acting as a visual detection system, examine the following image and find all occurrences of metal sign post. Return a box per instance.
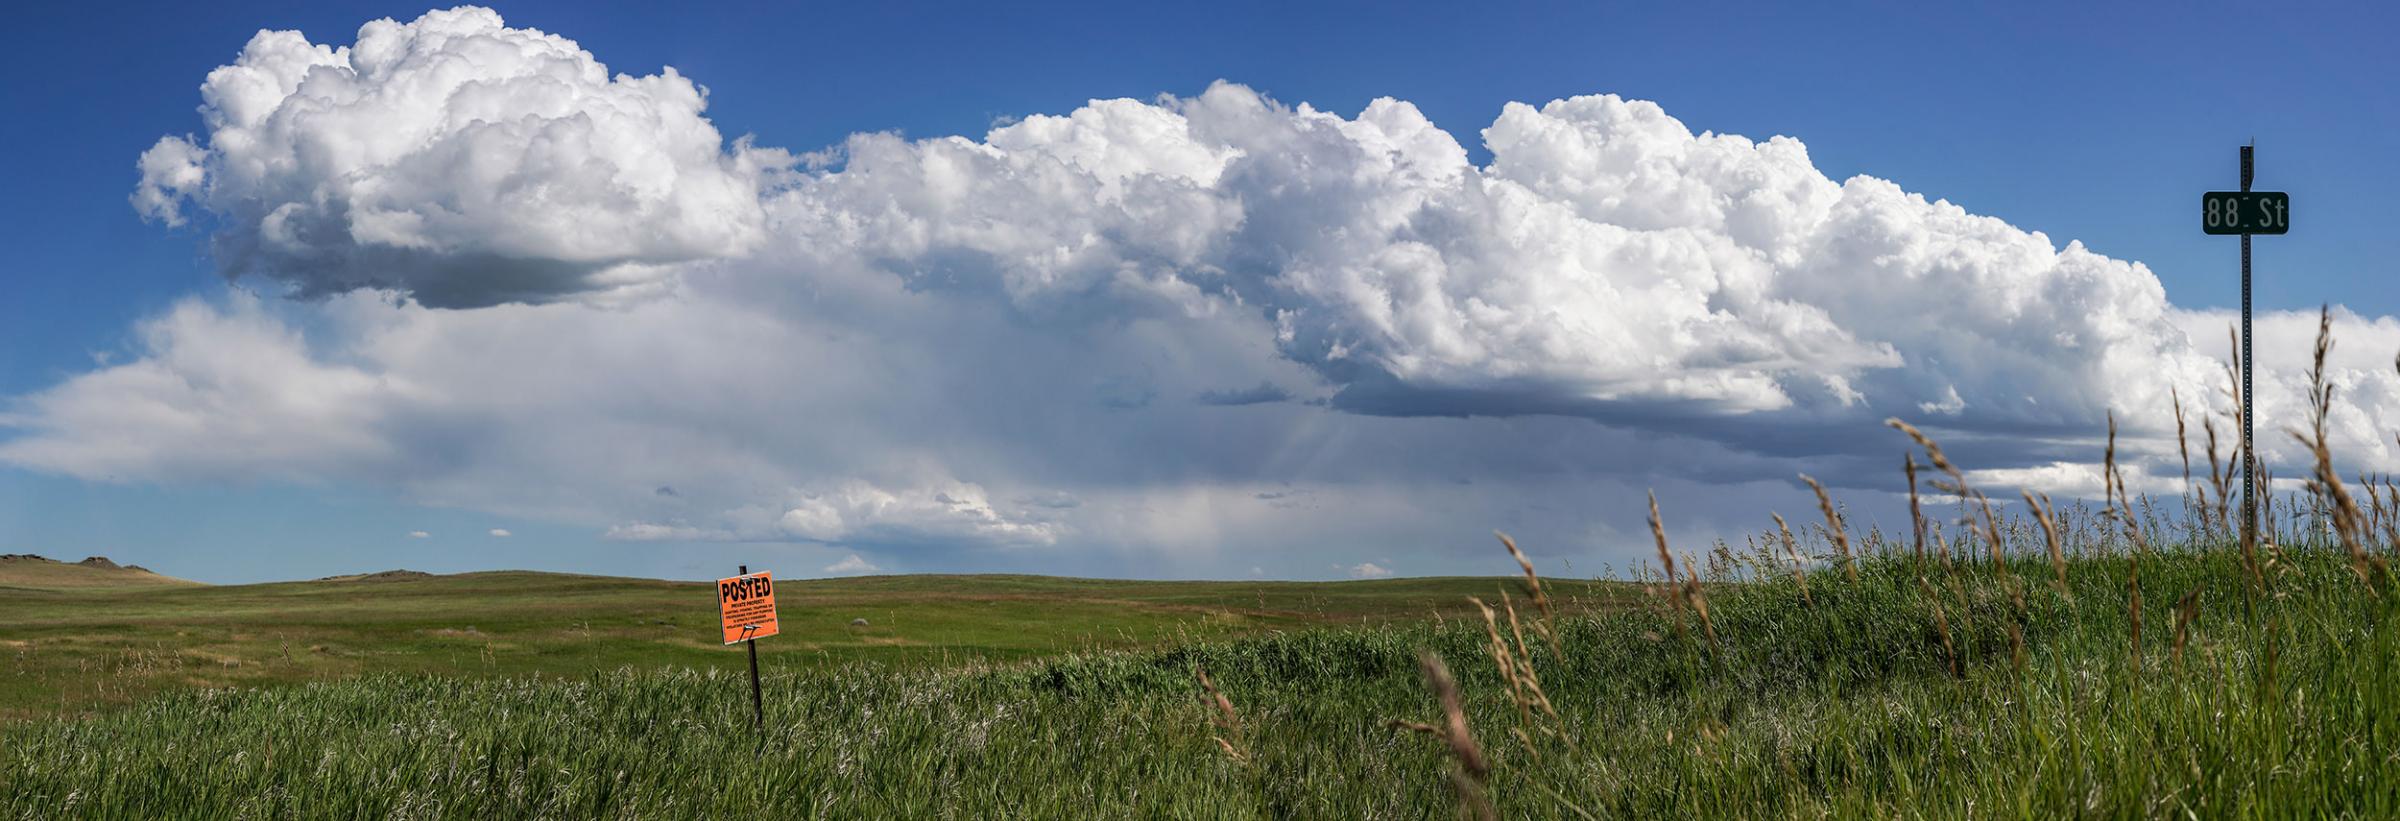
[742,564,762,728]
[719,565,778,728]
[2202,144,2290,553]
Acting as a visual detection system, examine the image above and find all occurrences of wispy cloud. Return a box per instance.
[1346,562,1395,580]
[821,554,883,576]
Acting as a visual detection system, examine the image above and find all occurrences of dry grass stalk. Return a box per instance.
[1494,532,1563,657]
[1684,576,1718,648]
[2383,476,2400,557]
[2228,324,2262,586]
[1471,598,1528,723]
[1887,418,1959,479]
[2023,489,2069,596]
[1507,727,1543,766]
[1942,552,1975,637]
[1650,491,1679,589]
[2260,465,2279,551]
[2173,387,2196,532]
[1449,772,1497,821]
[2103,410,2119,523]
[1973,491,2010,575]
[1502,592,1531,675]
[1394,651,1494,820]
[2103,412,2151,554]
[1906,453,1927,563]
[2126,554,2144,670]
[2289,305,2388,590]
[1475,589,1587,764]
[2361,471,2385,546]
[1472,595,1567,736]
[1977,490,2028,613]
[1887,418,2008,572]
[1918,575,1961,678]
[2008,620,2026,676]
[1648,494,1718,648]
[1499,594,1563,722]
[2202,414,2228,535]
[1194,663,1247,763]
[2170,588,2202,670]
[1648,491,1691,642]
[1800,474,1857,582]
[1771,512,1810,606]
[2380,475,2400,552]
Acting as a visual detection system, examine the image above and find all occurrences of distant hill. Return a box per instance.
[314,569,436,582]
[0,554,203,590]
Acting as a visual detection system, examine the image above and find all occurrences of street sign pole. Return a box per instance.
[2203,145,2284,555]
[740,564,763,729]
[2240,145,2255,556]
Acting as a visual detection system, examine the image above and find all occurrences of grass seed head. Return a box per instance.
[1801,474,1857,582]
[1771,512,1810,606]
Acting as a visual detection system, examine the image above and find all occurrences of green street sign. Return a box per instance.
[2201,191,2289,235]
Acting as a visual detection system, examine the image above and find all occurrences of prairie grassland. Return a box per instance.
[1,543,2390,819]
[0,571,1635,719]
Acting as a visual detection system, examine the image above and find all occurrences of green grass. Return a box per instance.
[0,570,1636,719]
[4,542,2393,818]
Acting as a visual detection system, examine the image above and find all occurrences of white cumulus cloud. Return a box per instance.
[131,7,790,308]
[774,479,1063,546]
[768,84,2229,432]
[821,554,882,575]
[0,293,403,482]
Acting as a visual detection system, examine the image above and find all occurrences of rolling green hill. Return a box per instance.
[0,555,199,591]
[0,566,1636,718]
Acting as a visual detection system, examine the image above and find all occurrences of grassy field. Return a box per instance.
[0,561,1637,719]
[3,539,2392,818]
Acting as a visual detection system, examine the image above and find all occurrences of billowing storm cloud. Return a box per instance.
[16,6,2400,574]
[132,7,789,307]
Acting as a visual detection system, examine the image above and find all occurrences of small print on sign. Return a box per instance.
[718,571,780,644]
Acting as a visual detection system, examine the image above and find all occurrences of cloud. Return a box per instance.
[6,8,2397,576]
[601,523,737,542]
[1346,562,1395,579]
[408,530,430,538]
[775,479,1063,545]
[748,81,2239,450]
[821,554,882,575]
[1195,383,1292,406]
[0,293,402,482]
[488,528,511,537]
[131,7,790,308]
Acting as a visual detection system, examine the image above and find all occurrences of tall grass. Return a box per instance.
[3,545,2391,818]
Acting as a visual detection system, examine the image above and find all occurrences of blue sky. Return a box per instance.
[2,1,2395,583]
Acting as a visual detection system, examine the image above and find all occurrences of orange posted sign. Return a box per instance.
[718,571,779,644]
